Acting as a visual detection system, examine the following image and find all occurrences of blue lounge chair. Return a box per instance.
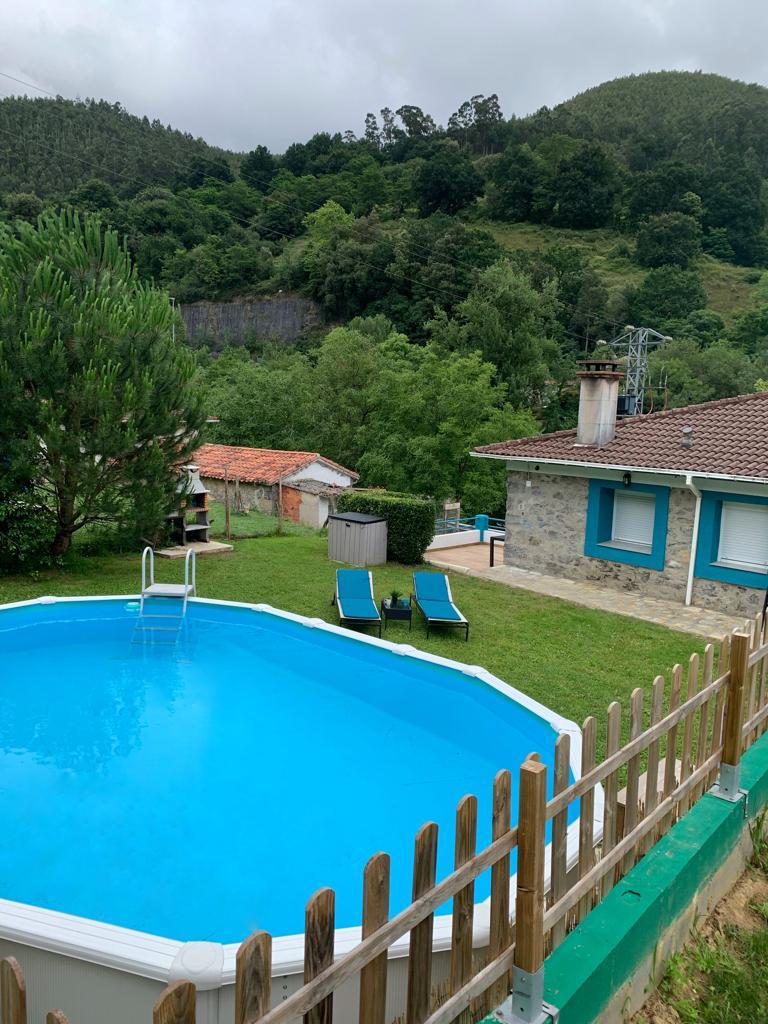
[412,572,469,640]
[333,569,382,637]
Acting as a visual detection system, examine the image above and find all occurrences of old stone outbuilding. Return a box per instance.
[194,444,358,529]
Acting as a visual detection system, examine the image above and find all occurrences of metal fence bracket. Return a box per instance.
[495,967,558,1024]
[711,762,742,803]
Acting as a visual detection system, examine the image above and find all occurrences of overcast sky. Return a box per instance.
[2,0,768,153]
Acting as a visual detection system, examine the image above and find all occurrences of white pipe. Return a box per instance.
[685,474,702,607]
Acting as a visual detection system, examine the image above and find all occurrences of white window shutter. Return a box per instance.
[612,491,655,549]
[718,502,768,571]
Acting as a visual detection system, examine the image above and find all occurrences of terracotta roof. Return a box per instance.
[193,444,358,486]
[474,392,768,482]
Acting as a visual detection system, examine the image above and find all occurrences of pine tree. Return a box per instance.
[0,209,206,556]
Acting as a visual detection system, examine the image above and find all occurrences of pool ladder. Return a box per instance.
[132,547,196,646]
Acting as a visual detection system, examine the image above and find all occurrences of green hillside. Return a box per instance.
[543,70,768,172]
[0,96,236,197]
[482,220,768,325]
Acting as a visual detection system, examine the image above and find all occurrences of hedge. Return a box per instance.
[335,490,436,564]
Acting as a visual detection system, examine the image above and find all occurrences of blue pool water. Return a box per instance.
[0,599,575,943]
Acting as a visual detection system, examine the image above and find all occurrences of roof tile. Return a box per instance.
[474,391,768,481]
[193,444,358,486]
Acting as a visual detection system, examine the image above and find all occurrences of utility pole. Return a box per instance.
[604,325,671,415]
[170,296,176,345]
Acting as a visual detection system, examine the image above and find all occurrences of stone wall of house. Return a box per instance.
[202,477,276,514]
[504,471,764,618]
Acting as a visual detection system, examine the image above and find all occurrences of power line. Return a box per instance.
[0,67,629,337]
[0,71,58,98]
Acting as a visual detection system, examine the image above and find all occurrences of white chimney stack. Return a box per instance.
[576,358,623,447]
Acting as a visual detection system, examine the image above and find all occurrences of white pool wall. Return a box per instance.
[0,594,595,1024]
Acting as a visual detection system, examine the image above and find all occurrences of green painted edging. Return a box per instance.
[538,730,768,1024]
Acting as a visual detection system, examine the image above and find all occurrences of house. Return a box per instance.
[193,444,358,529]
[473,358,768,618]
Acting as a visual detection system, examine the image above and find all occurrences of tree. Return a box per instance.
[363,113,381,148]
[429,261,561,405]
[240,145,278,189]
[487,144,541,221]
[3,192,44,221]
[395,105,437,138]
[0,210,205,556]
[67,178,118,212]
[177,154,234,188]
[635,212,702,268]
[550,144,622,228]
[648,338,758,407]
[628,266,708,325]
[412,146,483,216]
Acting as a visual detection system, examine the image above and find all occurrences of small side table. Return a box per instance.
[381,598,412,631]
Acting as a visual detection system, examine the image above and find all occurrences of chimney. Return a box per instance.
[576,358,623,447]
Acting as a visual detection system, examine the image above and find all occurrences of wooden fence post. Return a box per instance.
[359,853,390,1024]
[489,769,513,1008]
[153,981,196,1024]
[716,631,750,800]
[506,759,547,1022]
[549,735,570,948]
[236,931,272,1024]
[406,823,438,1024]
[576,717,597,922]
[450,795,478,1024]
[0,957,26,1024]
[304,889,335,1024]
[600,703,621,900]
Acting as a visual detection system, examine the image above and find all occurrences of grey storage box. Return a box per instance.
[328,512,388,566]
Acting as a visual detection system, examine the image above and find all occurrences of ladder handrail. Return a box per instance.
[140,546,155,612]
[183,548,196,614]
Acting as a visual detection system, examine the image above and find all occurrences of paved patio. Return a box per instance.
[427,544,747,640]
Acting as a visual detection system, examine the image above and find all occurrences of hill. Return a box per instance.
[540,70,768,172]
[0,95,236,197]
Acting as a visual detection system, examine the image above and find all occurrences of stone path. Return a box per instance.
[427,544,746,640]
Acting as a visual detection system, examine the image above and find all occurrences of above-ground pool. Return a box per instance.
[0,595,585,1000]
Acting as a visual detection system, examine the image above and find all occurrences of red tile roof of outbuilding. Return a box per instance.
[193,444,358,485]
[474,391,768,482]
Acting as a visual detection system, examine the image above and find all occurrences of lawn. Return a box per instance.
[0,534,705,744]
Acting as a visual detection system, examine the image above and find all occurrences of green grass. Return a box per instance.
[207,500,318,539]
[0,534,704,744]
[635,815,768,1024]
[481,220,765,325]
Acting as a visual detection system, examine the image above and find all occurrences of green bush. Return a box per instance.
[0,496,56,573]
[335,490,436,564]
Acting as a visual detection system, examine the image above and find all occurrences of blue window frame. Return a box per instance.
[694,490,768,590]
[584,479,670,571]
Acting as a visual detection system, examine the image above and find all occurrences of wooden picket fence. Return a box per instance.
[4,615,768,1024]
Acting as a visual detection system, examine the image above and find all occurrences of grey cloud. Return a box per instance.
[1,0,768,152]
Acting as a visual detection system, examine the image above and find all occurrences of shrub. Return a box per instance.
[0,496,56,573]
[635,212,701,268]
[335,490,436,564]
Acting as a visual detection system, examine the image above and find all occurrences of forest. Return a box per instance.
[2,70,768,524]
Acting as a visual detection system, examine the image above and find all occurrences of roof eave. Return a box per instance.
[470,450,768,486]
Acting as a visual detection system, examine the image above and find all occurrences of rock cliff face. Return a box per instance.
[180,296,321,344]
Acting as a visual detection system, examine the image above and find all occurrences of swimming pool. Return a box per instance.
[0,594,587,1019]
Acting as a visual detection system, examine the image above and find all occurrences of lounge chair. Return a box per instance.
[412,572,469,640]
[332,569,382,637]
